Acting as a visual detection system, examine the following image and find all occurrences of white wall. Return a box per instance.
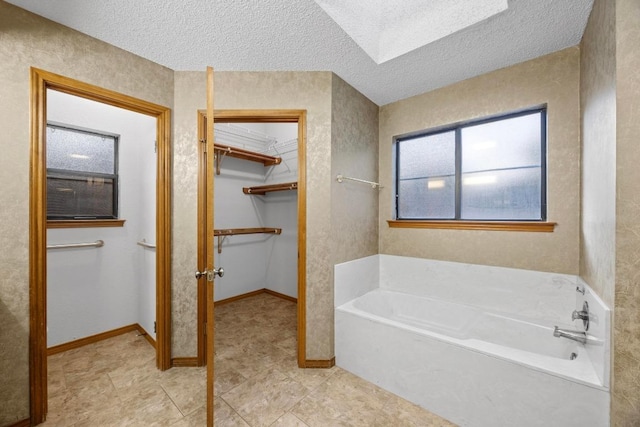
[213,122,298,300]
[46,90,157,346]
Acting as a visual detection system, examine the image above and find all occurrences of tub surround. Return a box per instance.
[335,255,610,427]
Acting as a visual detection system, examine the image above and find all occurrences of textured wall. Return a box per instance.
[329,75,379,355]
[172,71,334,360]
[0,3,173,424]
[379,48,581,274]
[613,0,640,423]
[331,75,379,264]
[580,0,616,310]
[171,72,202,358]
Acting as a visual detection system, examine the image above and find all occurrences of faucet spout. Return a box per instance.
[553,326,587,344]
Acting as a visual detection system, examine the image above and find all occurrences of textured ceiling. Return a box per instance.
[6,0,594,106]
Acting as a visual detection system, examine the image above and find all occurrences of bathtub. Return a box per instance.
[334,255,610,427]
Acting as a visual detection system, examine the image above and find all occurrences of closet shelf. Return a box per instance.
[243,181,298,195]
[214,143,282,175]
[214,227,282,253]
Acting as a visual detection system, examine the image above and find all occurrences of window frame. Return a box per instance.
[45,122,120,222]
[394,107,548,223]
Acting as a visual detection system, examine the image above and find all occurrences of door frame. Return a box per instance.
[29,68,173,424]
[196,109,307,368]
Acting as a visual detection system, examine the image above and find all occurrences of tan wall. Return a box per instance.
[172,71,335,360]
[580,0,617,310]
[379,48,581,274]
[331,76,379,265]
[613,0,640,424]
[329,75,379,352]
[0,2,174,425]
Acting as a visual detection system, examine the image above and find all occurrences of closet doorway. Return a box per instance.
[29,68,172,424]
[196,109,307,367]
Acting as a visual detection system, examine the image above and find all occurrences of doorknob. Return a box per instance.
[195,267,224,281]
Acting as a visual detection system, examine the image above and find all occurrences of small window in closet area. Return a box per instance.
[46,122,119,220]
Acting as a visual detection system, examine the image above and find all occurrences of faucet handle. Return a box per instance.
[572,301,590,331]
[572,310,588,321]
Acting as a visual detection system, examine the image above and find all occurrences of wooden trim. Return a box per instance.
[196,109,207,367]
[7,419,30,427]
[215,289,266,306]
[387,220,557,232]
[214,227,281,236]
[171,357,199,367]
[264,289,298,303]
[197,109,307,370]
[29,68,172,424]
[135,324,157,349]
[243,181,298,195]
[205,66,216,427]
[215,288,298,306]
[30,67,48,425]
[296,112,307,369]
[304,358,335,369]
[156,104,173,372]
[214,143,281,169]
[46,324,154,355]
[47,219,126,228]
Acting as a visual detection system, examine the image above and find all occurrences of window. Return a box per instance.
[395,108,546,221]
[46,123,119,220]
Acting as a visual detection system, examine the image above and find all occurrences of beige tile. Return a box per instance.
[382,394,457,426]
[222,368,309,427]
[160,366,207,415]
[214,398,251,427]
[45,294,455,427]
[270,412,310,427]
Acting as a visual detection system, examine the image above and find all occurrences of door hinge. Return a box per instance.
[154,321,157,334]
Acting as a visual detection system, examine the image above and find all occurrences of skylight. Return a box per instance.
[314,0,509,64]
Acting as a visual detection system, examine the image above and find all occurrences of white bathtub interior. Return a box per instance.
[334,255,611,427]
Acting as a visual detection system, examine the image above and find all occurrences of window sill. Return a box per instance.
[47,219,126,229]
[387,220,556,232]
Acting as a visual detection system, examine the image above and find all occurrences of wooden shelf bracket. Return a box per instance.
[243,181,298,195]
[214,227,282,253]
[213,143,282,175]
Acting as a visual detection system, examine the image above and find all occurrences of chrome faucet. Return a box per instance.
[553,326,587,344]
[572,301,590,330]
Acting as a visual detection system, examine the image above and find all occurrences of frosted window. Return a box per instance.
[397,131,455,219]
[46,123,118,219]
[461,112,542,220]
[394,109,545,221]
[47,125,115,174]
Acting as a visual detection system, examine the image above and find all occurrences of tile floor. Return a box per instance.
[43,293,456,426]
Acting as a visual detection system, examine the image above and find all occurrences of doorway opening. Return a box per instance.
[196,110,307,368]
[29,68,172,424]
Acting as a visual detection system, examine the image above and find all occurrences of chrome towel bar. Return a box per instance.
[47,240,104,250]
[137,239,156,249]
[336,174,382,189]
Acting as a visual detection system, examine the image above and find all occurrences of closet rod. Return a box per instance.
[214,227,282,254]
[47,240,104,250]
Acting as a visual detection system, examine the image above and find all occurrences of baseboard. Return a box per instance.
[134,324,157,349]
[8,418,30,427]
[171,357,199,367]
[304,357,335,368]
[264,288,297,303]
[216,288,297,306]
[47,323,154,355]
[215,289,266,306]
